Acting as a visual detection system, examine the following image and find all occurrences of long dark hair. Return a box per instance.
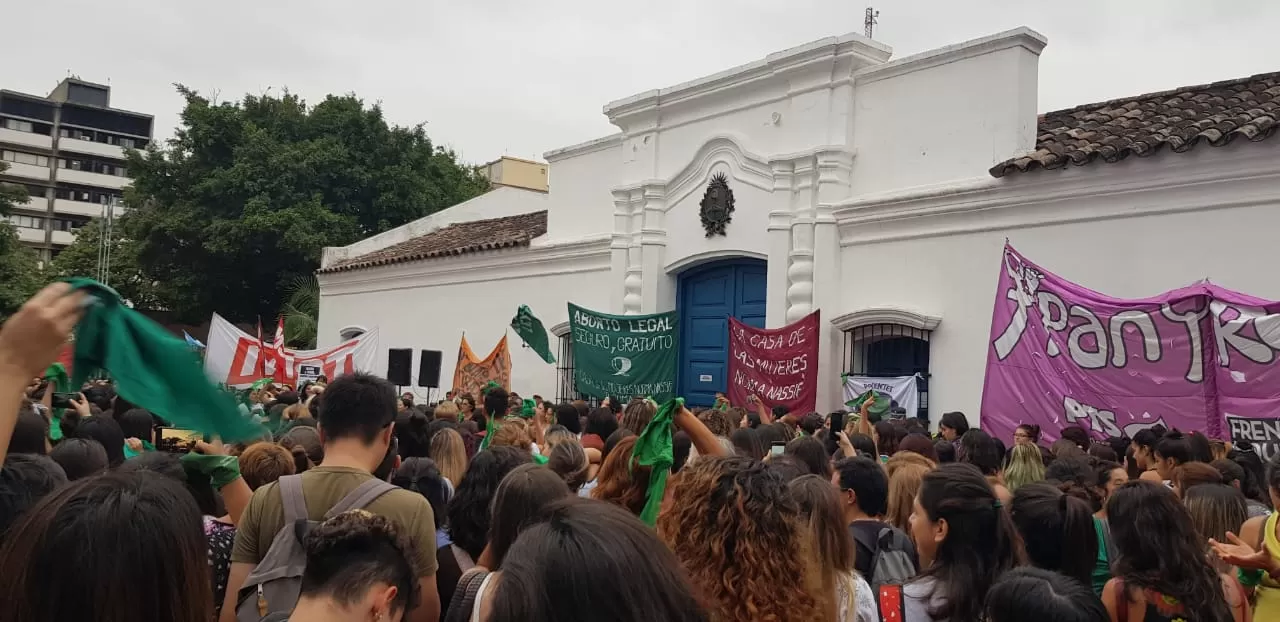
[0,472,212,622]
[1008,482,1097,586]
[444,446,530,560]
[488,497,709,622]
[960,429,1003,476]
[487,463,570,569]
[784,436,831,479]
[915,463,1024,622]
[730,428,764,460]
[1107,481,1232,622]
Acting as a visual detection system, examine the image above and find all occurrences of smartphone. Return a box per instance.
[51,392,78,409]
[830,411,846,435]
[770,441,786,456]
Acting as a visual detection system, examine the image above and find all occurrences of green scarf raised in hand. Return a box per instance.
[44,362,70,441]
[632,397,681,526]
[65,278,264,442]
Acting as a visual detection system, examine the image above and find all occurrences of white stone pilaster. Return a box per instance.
[623,188,645,314]
[766,160,794,328]
[610,190,632,314]
[814,149,854,411]
[786,156,816,323]
[639,183,667,314]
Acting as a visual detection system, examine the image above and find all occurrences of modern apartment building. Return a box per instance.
[0,77,153,261]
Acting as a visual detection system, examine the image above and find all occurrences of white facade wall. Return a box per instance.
[319,25,1280,427]
[835,139,1280,425]
[317,237,611,398]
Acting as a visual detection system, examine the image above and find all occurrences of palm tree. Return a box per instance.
[280,275,318,349]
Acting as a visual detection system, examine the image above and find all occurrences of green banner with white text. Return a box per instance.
[568,303,678,402]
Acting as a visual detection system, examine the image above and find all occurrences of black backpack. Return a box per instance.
[852,524,917,591]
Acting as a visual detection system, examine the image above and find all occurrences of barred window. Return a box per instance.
[842,323,931,420]
[555,334,599,406]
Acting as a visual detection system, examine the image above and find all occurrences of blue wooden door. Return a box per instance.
[677,259,767,406]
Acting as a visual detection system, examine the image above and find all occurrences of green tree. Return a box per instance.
[280,275,318,349]
[47,216,158,309]
[0,168,42,319]
[123,85,491,323]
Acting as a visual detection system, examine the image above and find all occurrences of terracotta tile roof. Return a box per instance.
[991,71,1280,178]
[320,211,548,273]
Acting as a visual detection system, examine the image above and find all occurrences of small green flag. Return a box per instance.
[633,397,681,526]
[65,278,265,442]
[511,305,556,364]
[845,389,891,419]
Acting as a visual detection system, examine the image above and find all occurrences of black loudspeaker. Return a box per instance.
[418,350,443,388]
[387,349,413,386]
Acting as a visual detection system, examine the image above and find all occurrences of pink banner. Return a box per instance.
[982,244,1280,458]
[728,311,819,414]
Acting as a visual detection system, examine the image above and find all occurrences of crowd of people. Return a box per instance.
[1,282,1279,621]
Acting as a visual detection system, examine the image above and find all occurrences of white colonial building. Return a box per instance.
[316,26,1280,427]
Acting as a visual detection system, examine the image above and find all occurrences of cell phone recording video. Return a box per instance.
[770,441,786,456]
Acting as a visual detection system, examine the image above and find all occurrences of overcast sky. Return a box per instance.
[8,0,1278,165]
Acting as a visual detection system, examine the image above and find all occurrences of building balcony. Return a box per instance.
[0,161,51,181]
[0,128,53,150]
[17,195,50,213]
[53,198,107,218]
[15,227,44,244]
[50,229,74,246]
[57,168,129,190]
[59,137,125,159]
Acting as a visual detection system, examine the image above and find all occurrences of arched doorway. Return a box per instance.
[676,258,767,406]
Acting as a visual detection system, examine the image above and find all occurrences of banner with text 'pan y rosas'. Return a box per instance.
[568,303,678,402]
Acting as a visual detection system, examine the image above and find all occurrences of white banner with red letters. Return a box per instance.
[204,313,379,388]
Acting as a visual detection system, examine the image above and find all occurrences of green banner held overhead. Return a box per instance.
[568,303,678,402]
[511,305,556,364]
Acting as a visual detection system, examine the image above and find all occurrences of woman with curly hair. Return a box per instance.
[657,455,824,622]
[290,510,421,622]
[1104,481,1246,622]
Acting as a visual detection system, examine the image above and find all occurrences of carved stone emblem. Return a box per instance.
[699,172,735,237]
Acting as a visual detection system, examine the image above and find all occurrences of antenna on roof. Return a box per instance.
[864,7,880,39]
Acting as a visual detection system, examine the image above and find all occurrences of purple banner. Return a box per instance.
[981,244,1280,458]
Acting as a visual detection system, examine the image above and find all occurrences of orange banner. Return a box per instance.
[452,335,511,399]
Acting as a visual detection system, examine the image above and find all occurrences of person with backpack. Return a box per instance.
[221,373,442,622]
[832,456,918,590]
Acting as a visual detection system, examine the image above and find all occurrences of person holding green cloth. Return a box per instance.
[630,397,730,526]
[64,278,264,443]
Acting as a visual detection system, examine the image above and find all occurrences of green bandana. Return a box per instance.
[519,398,536,419]
[181,452,242,489]
[479,412,499,451]
[65,278,265,442]
[44,362,70,441]
[632,397,680,526]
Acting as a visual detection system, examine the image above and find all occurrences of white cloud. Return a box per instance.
[8,0,1277,163]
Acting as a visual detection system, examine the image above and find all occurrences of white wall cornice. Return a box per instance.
[831,308,942,332]
[543,133,622,162]
[854,26,1047,86]
[318,237,611,296]
[604,33,890,132]
[548,321,571,338]
[835,140,1280,246]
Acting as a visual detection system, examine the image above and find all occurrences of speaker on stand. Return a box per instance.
[387,348,413,388]
[418,350,443,404]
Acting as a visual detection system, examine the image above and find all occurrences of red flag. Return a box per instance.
[272,316,294,384]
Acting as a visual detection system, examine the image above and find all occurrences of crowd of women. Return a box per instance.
[1,283,1280,622]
